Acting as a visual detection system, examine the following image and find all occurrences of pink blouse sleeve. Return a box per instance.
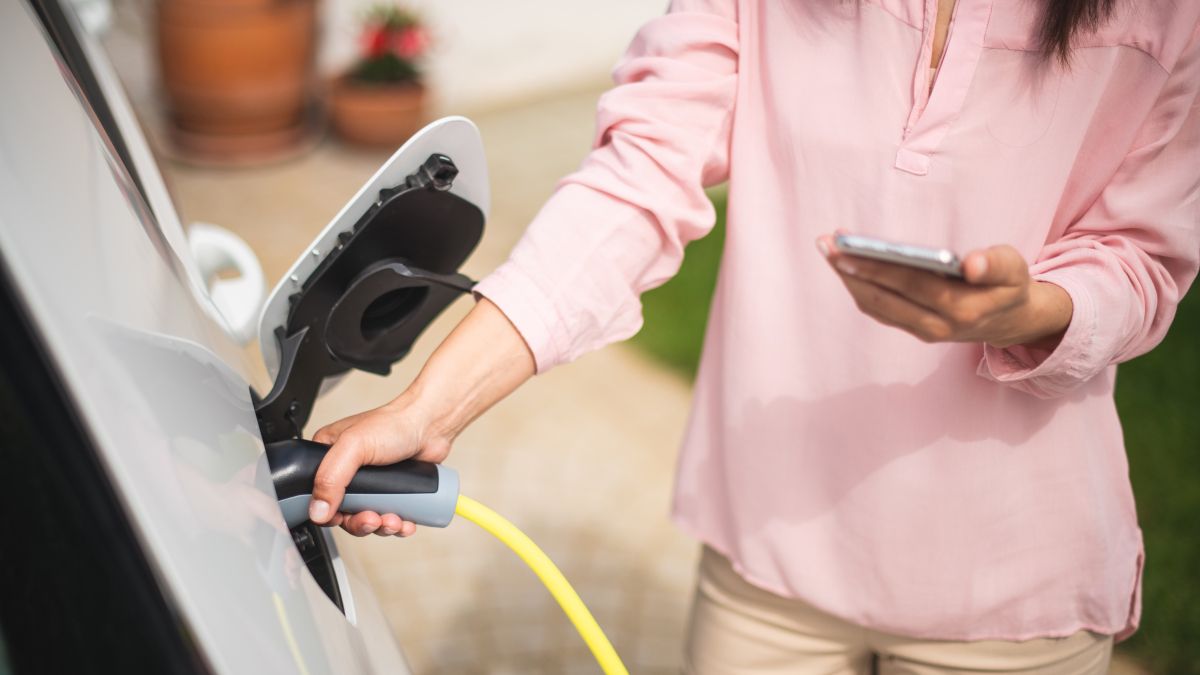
[473,0,738,373]
[980,29,1200,399]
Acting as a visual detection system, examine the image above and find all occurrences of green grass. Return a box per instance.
[1116,288,1200,673]
[632,189,1200,674]
[633,189,728,376]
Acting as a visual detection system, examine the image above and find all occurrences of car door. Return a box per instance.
[0,2,413,672]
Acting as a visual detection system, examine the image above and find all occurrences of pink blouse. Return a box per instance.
[475,0,1200,641]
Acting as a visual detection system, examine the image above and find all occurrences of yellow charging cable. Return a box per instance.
[454,494,629,675]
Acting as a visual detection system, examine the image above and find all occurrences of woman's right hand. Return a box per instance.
[308,393,452,537]
[306,298,536,537]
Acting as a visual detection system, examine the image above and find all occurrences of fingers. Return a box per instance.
[335,511,418,537]
[821,237,1026,326]
[308,397,440,533]
[340,511,380,535]
[828,249,965,315]
[309,432,371,524]
[376,514,417,537]
[377,513,405,536]
[819,236,1035,344]
[839,274,954,342]
[963,245,1029,287]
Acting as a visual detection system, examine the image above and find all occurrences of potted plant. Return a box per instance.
[329,5,429,147]
[156,0,318,163]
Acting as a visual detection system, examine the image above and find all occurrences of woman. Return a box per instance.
[307,0,1200,672]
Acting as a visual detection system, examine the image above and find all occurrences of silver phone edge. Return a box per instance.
[833,236,963,278]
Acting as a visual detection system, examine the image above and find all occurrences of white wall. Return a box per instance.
[320,0,667,112]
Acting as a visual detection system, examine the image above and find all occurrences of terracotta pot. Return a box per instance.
[329,77,426,148]
[157,0,316,156]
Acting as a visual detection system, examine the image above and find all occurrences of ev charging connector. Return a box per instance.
[267,438,459,529]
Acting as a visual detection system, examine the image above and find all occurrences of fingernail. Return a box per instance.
[379,528,396,536]
[975,257,988,278]
[309,499,329,522]
[815,238,830,257]
[835,259,857,276]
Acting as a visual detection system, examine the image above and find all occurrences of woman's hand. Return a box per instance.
[309,394,450,537]
[817,235,1073,350]
[307,298,535,537]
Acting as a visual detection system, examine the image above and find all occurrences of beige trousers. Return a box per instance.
[684,547,1113,675]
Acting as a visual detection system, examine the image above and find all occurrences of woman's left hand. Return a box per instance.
[817,235,1073,350]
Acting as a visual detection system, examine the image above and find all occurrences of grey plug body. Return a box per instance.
[266,439,460,529]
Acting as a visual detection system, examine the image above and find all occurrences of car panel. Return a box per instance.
[0,3,409,673]
[0,266,208,674]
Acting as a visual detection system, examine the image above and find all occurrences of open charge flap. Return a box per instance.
[254,117,489,444]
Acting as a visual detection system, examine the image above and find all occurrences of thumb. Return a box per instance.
[309,434,369,524]
[963,245,1029,287]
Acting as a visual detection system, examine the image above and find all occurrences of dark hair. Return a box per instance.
[1039,0,1119,62]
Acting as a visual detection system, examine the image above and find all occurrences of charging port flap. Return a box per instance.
[255,118,487,444]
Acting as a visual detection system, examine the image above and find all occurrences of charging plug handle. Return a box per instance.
[266,439,459,528]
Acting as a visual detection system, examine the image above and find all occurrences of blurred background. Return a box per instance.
[83,0,1195,672]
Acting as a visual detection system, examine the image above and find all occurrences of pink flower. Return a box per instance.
[392,27,428,60]
[361,25,389,58]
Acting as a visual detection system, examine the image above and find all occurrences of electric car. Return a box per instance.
[0,2,489,672]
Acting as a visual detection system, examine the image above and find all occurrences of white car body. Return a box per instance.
[0,2,486,672]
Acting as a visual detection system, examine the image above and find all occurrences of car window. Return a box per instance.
[27,0,149,203]
[26,0,225,314]
[0,634,11,675]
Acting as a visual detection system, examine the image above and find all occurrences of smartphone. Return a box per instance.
[833,233,963,279]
